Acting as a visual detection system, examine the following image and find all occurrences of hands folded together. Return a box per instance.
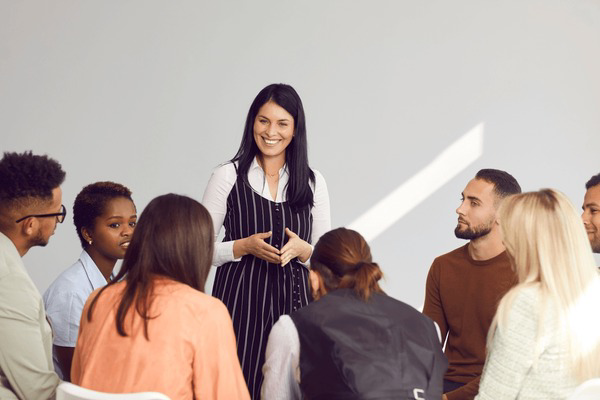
[234,228,312,266]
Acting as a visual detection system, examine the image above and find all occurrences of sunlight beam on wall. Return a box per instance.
[349,123,484,243]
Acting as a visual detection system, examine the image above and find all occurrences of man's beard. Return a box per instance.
[454,222,493,240]
[28,230,49,248]
[591,238,600,254]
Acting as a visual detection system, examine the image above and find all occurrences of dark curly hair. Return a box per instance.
[73,182,134,248]
[0,151,66,208]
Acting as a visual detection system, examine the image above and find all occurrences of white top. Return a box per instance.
[475,287,577,400]
[202,158,331,267]
[261,315,302,400]
[43,250,109,377]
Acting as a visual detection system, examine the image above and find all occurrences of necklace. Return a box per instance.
[257,157,281,179]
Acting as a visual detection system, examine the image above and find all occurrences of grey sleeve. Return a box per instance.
[0,274,60,399]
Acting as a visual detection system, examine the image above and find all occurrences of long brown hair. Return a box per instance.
[310,228,383,300]
[87,193,214,339]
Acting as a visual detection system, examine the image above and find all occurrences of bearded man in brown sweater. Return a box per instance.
[423,169,521,400]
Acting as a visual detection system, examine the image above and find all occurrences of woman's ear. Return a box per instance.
[81,227,92,245]
[309,270,325,300]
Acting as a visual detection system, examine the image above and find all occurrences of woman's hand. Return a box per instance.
[234,231,281,264]
[280,228,312,266]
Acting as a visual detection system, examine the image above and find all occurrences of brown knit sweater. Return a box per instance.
[423,244,516,400]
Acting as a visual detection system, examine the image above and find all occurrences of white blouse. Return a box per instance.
[261,315,302,400]
[202,158,331,267]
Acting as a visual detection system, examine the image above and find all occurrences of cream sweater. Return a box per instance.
[475,287,577,399]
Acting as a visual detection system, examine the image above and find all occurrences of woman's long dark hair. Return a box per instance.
[87,193,214,339]
[311,228,383,301]
[231,83,315,209]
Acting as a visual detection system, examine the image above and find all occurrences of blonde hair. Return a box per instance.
[489,189,600,382]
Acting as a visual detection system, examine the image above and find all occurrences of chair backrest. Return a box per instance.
[56,382,171,400]
[568,378,600,400]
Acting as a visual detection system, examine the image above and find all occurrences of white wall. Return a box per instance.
[2,0,599,309]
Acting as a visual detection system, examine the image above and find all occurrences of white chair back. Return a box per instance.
[568,378,600,400]
[56,382,171,400]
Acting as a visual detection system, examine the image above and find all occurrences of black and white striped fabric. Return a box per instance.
[212,177,312,399]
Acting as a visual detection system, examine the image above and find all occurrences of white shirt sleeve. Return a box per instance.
[262,315,302,400]
[310,169,331,246]
[201,163,240,267]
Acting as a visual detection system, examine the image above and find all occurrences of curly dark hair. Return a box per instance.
[0,151,66,207]
[73,181,134,248]
[585,173,600,190]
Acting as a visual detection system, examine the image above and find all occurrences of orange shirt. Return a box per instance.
[72,277,250,400]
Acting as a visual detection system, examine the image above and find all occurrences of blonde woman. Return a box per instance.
[476,189,600,399]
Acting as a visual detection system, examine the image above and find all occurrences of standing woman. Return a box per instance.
[202,83,331,398]
[476,189,600,399]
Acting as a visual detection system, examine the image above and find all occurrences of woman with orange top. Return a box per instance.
[72,194,250,399]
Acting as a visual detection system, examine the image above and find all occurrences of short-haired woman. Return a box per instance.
[44,181,136,381]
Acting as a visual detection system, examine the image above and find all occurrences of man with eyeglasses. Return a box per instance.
[0,151,65,399]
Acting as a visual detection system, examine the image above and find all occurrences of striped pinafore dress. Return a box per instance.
[212,175,312,399]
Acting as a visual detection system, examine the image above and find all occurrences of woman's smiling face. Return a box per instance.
[253,101,294,161]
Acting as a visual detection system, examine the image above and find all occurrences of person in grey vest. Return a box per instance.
[262,227,447,400]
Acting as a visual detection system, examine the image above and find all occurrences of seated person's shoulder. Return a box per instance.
[511,285,540,311]
[0,268,43,319]
[377,294,430,326]
[427,245,469,276]
[0,241,24,280]
[164,282,230,321]
[44,262,89,307]
[435,244,469,262]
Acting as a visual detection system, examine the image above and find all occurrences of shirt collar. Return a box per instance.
[251,156,289,177]
[80,250,110,290]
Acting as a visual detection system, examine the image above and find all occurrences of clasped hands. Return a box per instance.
[235,228,312,266]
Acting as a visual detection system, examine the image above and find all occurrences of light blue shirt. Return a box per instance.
[43,250,109,378]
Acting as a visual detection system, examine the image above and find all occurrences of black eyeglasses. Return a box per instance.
[15,204,67,224]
